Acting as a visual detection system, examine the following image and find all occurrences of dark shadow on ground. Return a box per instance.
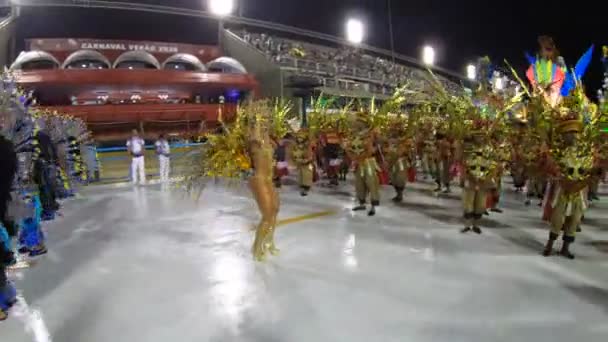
[582,218,606,230]
[395,199,514,229]
[321,189,353,198]
[479,217,514,229]
[563,284,608,314]
[582,240,608,254]
[405,186,462,201]
[395,201,446,211]
[278,178,298,186]
[495,233,546,254]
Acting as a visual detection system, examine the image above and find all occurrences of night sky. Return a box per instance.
[15,0,606,93]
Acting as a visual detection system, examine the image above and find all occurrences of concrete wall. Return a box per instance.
[221,29,285,99]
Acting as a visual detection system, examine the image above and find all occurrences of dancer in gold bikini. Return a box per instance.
[247,110,281,261]
[185,100,290,262]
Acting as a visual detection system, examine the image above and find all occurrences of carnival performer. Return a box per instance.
[3,87,50,258]
[588,130,606,202]
[434,128,452,193]
[291,128,315,196]
[526,36,565,108]
[67,134,87,184]
[510,120,528,192]
[322,131,342,186]
[419,123,436,181]
[524,37,595,222]
[460,122,495,234]
[486,131,510,213]
[542,107,593,259]
[16,191,46,257]
[155,134,171,183]
[45,113,70,198]
[184,99,290,262]
[383,117,412,203]
[0,112,18,322]
[589,49,608,201]
[68,118,92,187]
[127,129,146,185]
[338,149,350,181]
[33,120,60,220]
[273,138,289,188]
[307,96,348,186]
[524,140,549,206]
[343,113,381,216]
[249,109,282,260]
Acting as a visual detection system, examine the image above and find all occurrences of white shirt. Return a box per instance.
[155,139,170,156]
[127,137,145,155]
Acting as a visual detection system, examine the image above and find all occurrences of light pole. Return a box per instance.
[387,0,395,64]
[346,18,365,45]
[208,0,235,48]
[422,46,435,66]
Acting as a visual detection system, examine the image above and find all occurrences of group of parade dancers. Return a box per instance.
[276,113,605,222]
[1,74,95,321]
[269,37,607,259]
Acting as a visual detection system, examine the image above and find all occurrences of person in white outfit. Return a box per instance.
[155,134,171,183]
[127,129,146,185]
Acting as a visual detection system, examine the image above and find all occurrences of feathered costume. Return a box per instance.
[382,115,414,202]
[541,96,594,259]
[1,73,33,320]
[525,36,567,108]
[588,46,608,199]
[410,62,520,233]
[1,70,93,320]
[290,119,316,196]
[519,37,596,259]
[340,90,408,215]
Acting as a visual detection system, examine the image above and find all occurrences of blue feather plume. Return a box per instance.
[561,45,594,96]
[525,52,536,65]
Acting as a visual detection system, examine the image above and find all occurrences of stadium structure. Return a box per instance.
[0,0,466,143]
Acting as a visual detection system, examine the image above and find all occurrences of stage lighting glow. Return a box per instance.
[346,19,364,44]
[495,77,504,90]
[422,46,435,66]
[466,64,477,80]
[209,0,234,17]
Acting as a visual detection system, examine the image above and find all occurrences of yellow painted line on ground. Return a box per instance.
[277,210,337,227]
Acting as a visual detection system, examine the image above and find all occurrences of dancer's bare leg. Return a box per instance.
[249,177,275,261]
[266,190,280,255]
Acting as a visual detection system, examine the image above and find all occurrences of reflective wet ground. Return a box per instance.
[2,179,608,342]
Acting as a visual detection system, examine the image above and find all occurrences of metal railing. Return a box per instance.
[10,0,467,81]
[0,7,12,29]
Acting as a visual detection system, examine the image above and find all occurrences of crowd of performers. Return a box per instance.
[187,38,606,263]
[1,73,96,321]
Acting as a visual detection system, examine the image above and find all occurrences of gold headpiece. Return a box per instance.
[556,112,583,134]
